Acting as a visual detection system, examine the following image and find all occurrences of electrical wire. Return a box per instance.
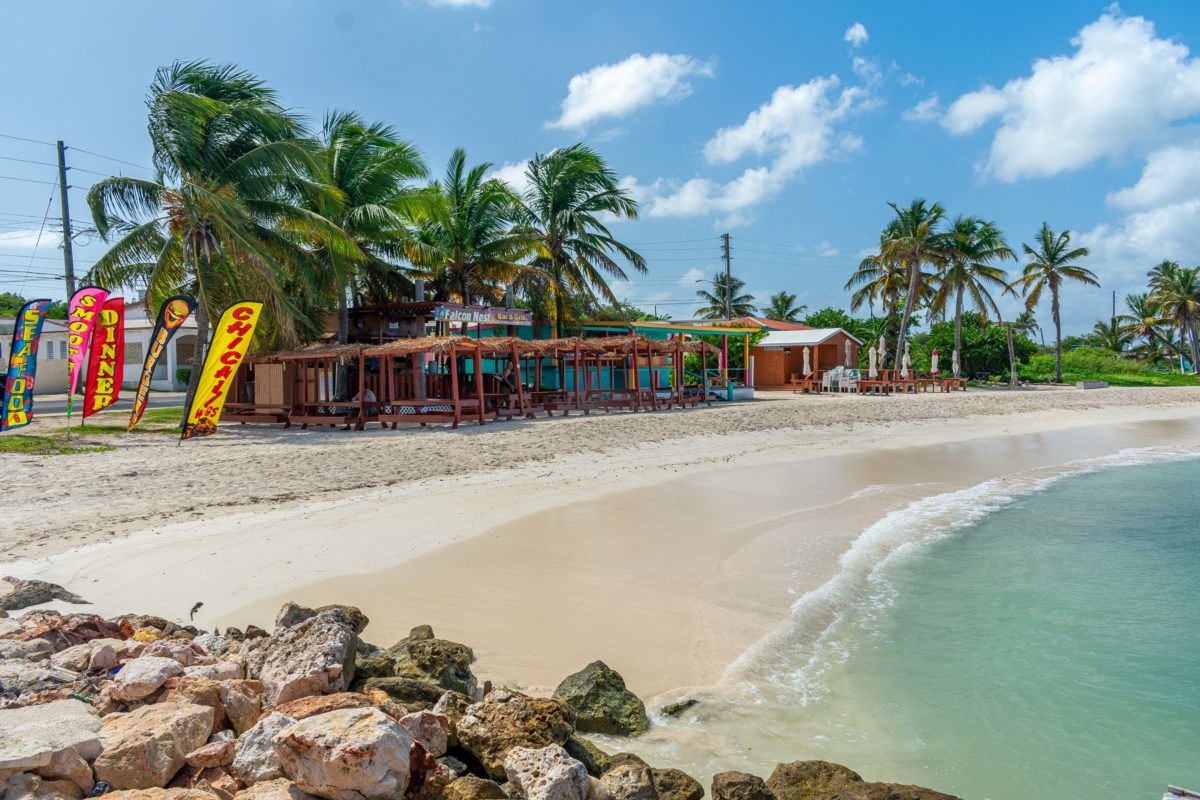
[17,179,59,294]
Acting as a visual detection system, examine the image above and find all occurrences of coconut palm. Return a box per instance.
[763,291,806,322]
[85,60,356,420]
[413,148,532,307]
[303,111,428,343]
[877,199,950,367]
[1119,292,1170,355]
[694,273,755,319]
[514,144,646,337]
[1012,223,1099,383]
[1089,319,1131,352]
[1148,260,1200,373]
[934,216,1015,377]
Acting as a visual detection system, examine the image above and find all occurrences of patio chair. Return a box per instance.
[842,368,860,393]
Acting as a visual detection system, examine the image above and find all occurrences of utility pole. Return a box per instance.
[56,141,76,297]
[721,233,731,320]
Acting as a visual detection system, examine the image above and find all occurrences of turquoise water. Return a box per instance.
[616,452,1200,799]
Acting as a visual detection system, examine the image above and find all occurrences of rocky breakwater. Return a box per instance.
[0,600,960,800]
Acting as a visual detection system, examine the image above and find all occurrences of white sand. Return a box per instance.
[4,387,1200,698]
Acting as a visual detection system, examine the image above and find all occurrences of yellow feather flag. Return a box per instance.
[180,301,263,440]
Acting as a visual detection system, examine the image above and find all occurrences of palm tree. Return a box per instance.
[695,273,755,319]
[1148,260,1200,373]
[414,148,532,307]
[1015,309,1043,346]
[85,60,355,420]
[514,144,646,337]
[1089,319,1131,352]
[878,199,950,367]
[304,111,428,343]
[1012,223,1099,383]
[1118,293,1170,356]
[763,291,805,322]
[934,216,1015,377]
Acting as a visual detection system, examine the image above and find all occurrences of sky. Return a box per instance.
[0,0,1197,333]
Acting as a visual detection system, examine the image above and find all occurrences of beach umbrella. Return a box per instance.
[900,342,911,379]
[952,349,960,377]
[878,336,887,369]
[844,339,852,366]
[931,349,939,376]
[868,346,878,378]
[803,346,811,376]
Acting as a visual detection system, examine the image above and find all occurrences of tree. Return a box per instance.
[845,229,907,328]
[1147,260,1200,373]
[695,273,755,319]
[877,199,950,366]
[934,216,1014,377]
[305,111,428,343]
[1119,292,1177,364]
[763,291,805,322]
[414,148,532,307]
[514,144,646,337]
[1012,223,1098,383]
[1087,318,1131,353]
[85,61,356,422]
[802,307,854,329]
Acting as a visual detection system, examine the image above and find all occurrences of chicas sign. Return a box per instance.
[180,301,262,440]
[83,297,125,418]
[1,299,51,432]
[65,286,110,421]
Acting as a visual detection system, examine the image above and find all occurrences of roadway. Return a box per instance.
[33,392,188,417]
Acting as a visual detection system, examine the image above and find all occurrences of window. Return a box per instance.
[125,342,143,365]
[59,340,67,359]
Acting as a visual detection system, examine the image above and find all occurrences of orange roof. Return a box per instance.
[729,316,813,331]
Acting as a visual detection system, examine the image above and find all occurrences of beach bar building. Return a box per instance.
[752,328,863,389]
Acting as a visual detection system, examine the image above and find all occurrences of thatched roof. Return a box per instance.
[677,340,720,355]
[255,343,364,363]
[535,337,608,354]
[364,336,477,356]
[475,336,544,354]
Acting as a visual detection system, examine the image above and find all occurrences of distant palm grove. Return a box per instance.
[81,61,1198,391]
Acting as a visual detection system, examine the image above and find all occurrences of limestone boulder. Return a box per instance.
[110,657,184,702]
[552,663,647,737]
[0,700,102,773]
[504,745,588,800]
[457,689,576,780]
[244,611,358,707]
[270,691,371,721]
[103,790,216,800]
[181,662,241,682]
[359,677,445,711]
[0,773,84,800]
[564,738,612,779]
[235,778,322,800]
[0,659,78,698]
[361,626,477,697]
[232,712,295,785]
[0,638,53,661]
[272,707,412,800]
[710,773,773,800]
[765,761,959,800]
[157,677,226,734]
[92,703,214,790]
[600,764,657,800]
[274,603,369,635]
[183,740,235,770]
[191,634,231,658]
[651,770,703,800]
[399,710,449,757]
[432,691,473,749]
[218,679,262,735]
[445,776,508,800]
[35,748,95,794]
[140,640,213,668]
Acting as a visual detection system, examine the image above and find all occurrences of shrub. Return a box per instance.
[175,367,192,387]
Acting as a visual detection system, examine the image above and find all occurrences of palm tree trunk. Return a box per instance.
[1052,286,1063,384]
[953,285,964,378]
[894,255,920,368]
[1006,324,1017,387]
[555,292,565,339]
[337,288,349,345]
[180,284,208,429]
[1189,320,1199,374]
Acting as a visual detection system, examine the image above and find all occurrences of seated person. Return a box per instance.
[352,387,378,416]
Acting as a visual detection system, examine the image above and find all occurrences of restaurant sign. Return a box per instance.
[432,304,533,326]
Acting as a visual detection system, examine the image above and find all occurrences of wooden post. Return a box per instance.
[356,351,366,430]
[449,345,461,428]
[743,335,749,385]
[573,342,582,411]
[630,342,642,411]
[473,345,486,426]
[511,342,526,419]
[648,344,660,411]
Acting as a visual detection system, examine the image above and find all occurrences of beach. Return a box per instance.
[5,386,1200,703]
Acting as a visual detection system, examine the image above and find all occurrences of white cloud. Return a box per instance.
[844,22,868,48]
[941,8,1200,181]
[424,0,492,7]
[487,160,530,196]
[898,72,923,87]
[903,95,941,122]
[851,57,882,86]
[0,229,61,249]
[547,53,714,130]
[678,267,707,287]
[1106,140,1200,210]
[817,241,839,257]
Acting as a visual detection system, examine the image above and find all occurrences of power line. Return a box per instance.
[17,178,59,295]
[0,132,55,146]
[0,174,57,185]
[67,146,153,173]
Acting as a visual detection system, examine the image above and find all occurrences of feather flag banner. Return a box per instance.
[1,299,52,432]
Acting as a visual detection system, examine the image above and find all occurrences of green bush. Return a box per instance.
[175,367,192,387]
[1019,347,1199,386]
[908,313,1037,377]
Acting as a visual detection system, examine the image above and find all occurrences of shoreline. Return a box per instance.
[5,389,1200,701]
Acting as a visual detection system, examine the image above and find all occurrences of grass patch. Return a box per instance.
[1019,347,1200,387]
[0,433,113,456]
[70,405,184,435]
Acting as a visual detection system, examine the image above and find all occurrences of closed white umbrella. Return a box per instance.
[878,336,887,370]
[952,349,960,378]
[900,343,911,379]
[844,339,852,366]
[931,348,939,376]
[868,345,878,378]
[803,346,811,376]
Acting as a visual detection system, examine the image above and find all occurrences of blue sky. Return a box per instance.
[1,0,1197,332]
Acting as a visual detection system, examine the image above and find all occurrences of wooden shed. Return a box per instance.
[752,328,863,389]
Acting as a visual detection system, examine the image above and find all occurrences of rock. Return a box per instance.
[270,691,371,721]
[658,700,697,718]
[432,690,472,747]
[399,710,450,757]
[191,634,230,658]
[382,627,477,696]
[409,744,455,800]
[244,625,269,640]
[0,699,102,772]
[35,748,95,795]
[235,778,322,800]
[272,707,411,800]
[600,764,657,800]
[158,677,226,734]
[0,577,88,611]
[1,773,83,800]
[504,745,588,800]
[140,640,212,668]
[274,603,368,635]
[182,662,241,682]
[47,644,91,672]
[218,679,262,735]
[169,764,239,799]
[184,740,235,770]
[445,776,508,800]
[765,761,959,800]
[553,662,648,737]
[439,756,469,777]
[651,770,703,800]
[457,689,576,780]
[232,712,295,785]
[710,773,773,800]
[103,790,216,800]
[110,657,185,702]
[606,755,648,772]
[587,777,614,800]
[360,677,445,711]
[0,659,78,698]
[0,638,53,661]
[9,613,122,651]
[93,703,215,790]
[244,611,358,707]
[564,738,612,779]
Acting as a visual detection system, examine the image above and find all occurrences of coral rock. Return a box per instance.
[709,773,773,800]
[218,679,263,735]
[232,712,295,785]
[552,662,648,737]
[457,690,576,780]
[110,657,184,702]
[92,703,214,789]
[504,745,589,800]
[272,707,412,800]
[270,691,371,721]
[244,611,358,707]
